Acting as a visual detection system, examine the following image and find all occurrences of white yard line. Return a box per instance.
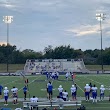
[76,79,84,92]
[1,76,29,86]
[3,79,20,86]
[2,76,42,86]
[71,78,84,93]
[9,75,42,97]
[0,77,20,86]
[0,77,9,83]
[82,76,109,87]
[75,78,86,85]
[18,76,42,92]
[76,83,84,93]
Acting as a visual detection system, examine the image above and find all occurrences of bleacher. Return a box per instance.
[24,59,89,74]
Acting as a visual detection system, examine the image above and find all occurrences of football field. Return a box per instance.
[0,74,110,110]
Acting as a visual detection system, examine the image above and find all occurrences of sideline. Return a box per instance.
[0,97,109,102]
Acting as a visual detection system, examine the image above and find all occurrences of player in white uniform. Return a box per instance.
[100,85,105,101]
[30,96,38,109]
[84,84,91,101]
[56,72,59,80]
[70,85,76,100]
[62,90,68,101]
[65,72,69,80]
[30,96,38,102]
[3,87,9,106]
[91,85,98,103]
[52,72,55,80]
[58,85,63,98]
[11,86,18,104]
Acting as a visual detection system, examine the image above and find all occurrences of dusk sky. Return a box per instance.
[0,0,110,52]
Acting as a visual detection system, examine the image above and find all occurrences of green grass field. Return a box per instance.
[0,75,110,110]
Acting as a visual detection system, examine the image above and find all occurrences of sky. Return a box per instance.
[0,0,110,52]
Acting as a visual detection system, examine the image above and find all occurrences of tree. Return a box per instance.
[44,45,53,58]
[0,44,110,65]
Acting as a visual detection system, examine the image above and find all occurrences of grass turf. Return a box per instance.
[0,75,110,110]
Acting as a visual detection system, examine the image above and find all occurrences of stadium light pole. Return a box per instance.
[96,13,106,74]
[3,16,13,73]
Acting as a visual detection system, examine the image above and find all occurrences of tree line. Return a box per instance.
[0,44,110,65]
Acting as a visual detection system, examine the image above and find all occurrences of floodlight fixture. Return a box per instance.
[96,13,106,74]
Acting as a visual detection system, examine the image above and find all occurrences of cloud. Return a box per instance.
[1,0,110,51]
[0,0,17,8]
[0,4,16,8]
[0,42,7,45]
[66,25,100,36]
[66,18,110,37]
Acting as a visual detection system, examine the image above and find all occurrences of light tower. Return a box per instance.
[96,13,106,73]
[3,16,13,73]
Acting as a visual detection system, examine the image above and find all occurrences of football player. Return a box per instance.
[58,85,63,98]
[3,87,9,106]
[91,85,98,103]
[84,84,91,101]
[100,85,105,101]
[70,85,76,100]
[11,86,18,104]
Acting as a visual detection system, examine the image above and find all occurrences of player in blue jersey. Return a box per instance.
[23,85,28,100]
[74,83,77,100]
[0,84,3,98]
[47,81,53,100]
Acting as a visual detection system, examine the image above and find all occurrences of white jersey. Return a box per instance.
[11,88,18,94]
[30,97,38,102]
[62,92,68,98]
[66,73,69,77]
[68,72,70,76]
[70,87,76,93]
[84,86,91,92]
[100,87,105,94]
[3,90,9,96]
[52,72,55,76]
[58,87,63,92]
[56,72,59,76]
[92,87,97,93]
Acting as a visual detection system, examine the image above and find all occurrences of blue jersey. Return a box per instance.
[0,85,3,92]
[48,84,53,92]
[23,86,27,92]
[46,73,49,78]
